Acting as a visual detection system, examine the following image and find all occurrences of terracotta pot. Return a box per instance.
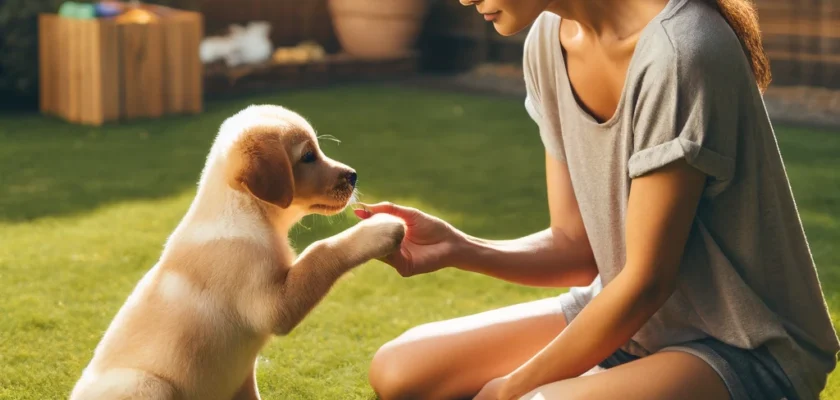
[328,0,428,60]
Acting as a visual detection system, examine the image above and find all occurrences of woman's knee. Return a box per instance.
[369,321,464,400]
[368,339,426,400]
[519,380,592,400]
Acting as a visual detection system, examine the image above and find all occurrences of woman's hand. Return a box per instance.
[354,202,466,277]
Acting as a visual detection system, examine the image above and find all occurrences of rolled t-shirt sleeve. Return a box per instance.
[628,41,742,198]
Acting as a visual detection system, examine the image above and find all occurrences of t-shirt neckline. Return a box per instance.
[548,0,682,129]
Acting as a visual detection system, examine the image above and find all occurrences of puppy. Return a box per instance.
[69,105,405,400]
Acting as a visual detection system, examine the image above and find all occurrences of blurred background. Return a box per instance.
[1,0,838,120]
[0,1,838,399]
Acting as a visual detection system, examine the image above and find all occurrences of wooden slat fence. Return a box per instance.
[187,0,838,88]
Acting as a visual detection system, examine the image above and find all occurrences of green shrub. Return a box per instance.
[0,0,64,108]
[0,0,195,110]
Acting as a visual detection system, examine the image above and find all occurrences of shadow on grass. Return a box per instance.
[0,84,838,242]
[0,85,549,239]
[0,102,228,223]
[1,85,838,244]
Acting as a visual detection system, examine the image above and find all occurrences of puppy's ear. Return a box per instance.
[229,130,295,208]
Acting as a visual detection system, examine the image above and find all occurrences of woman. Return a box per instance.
[357,0,840,399]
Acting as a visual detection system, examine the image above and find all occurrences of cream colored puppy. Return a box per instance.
[70,105,405,400]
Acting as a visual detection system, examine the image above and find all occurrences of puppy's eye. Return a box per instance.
[301,150,317,164]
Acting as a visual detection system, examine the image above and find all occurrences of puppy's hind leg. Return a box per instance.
[70,368,180,400]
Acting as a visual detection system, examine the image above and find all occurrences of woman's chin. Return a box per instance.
[493,19,531,37]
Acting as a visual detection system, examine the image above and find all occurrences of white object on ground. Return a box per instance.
[199,22,273,67]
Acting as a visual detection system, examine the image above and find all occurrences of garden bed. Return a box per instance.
[203,51,420,97]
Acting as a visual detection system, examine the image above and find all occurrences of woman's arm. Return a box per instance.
[497,159,706,398]
[452,152,597,288]
[356,152,597,288]
[456,228,594,288]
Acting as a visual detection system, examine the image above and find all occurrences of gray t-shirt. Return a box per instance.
[522,1,839,398]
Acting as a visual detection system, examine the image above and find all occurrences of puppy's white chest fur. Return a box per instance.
[170,175,278,247]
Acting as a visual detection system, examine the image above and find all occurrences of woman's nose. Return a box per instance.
[459,0,481,6]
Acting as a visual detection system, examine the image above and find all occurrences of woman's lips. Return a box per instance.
[483,12,500,22]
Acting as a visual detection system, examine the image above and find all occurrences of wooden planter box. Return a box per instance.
[38,10,203,125]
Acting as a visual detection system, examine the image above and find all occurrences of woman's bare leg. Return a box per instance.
[368,297,567,400]
[519,350,730,400]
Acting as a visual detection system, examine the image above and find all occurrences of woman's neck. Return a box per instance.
[547,0,669,42]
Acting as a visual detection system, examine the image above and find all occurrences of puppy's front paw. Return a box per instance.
[354,213,406,259]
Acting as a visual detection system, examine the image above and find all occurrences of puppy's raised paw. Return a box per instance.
[354,213,406,259]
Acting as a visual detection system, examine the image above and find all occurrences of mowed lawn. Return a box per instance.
[0,85,838,399]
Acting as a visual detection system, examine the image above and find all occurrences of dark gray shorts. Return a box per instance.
[598,337,799,400]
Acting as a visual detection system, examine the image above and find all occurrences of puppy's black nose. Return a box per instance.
[345,171,358,188]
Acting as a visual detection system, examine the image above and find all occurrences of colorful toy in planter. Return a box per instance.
[58,1,96,19]
[115,7,160,24]
[59,1,161,20]
[94,1,125,18]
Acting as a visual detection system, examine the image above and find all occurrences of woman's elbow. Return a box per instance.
[537,262,598,288]
[564,263,599,287]
[562,244,599,287]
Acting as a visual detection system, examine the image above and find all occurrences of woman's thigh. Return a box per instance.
[369,297,567,400]
[519,350,730,400]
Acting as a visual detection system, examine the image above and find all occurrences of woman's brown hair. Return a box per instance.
[704,0,772,92]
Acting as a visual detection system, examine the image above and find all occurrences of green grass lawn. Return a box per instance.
[0,85,838,399]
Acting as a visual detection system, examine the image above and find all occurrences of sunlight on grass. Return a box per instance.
[0,85,838,399]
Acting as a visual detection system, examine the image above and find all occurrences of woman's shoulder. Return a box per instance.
[669,2,746,61]
[643,1,750,77]
[523,12,561,82]
[523,12,561,58]
[630,0,755,93]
